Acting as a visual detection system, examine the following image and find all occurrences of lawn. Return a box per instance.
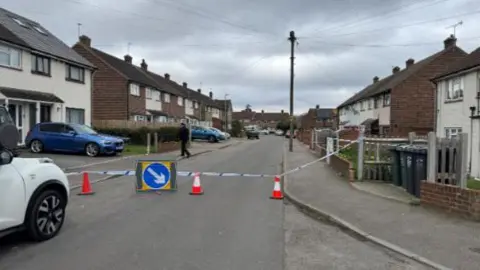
[337,145,358,169]
[123,144,149,155]
[467,178,480,190]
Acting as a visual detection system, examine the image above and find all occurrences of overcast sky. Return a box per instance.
[3,0,480,114]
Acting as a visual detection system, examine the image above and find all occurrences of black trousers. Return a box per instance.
[180,140,190,157]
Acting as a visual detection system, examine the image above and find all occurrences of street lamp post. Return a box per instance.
[224,93,229,131]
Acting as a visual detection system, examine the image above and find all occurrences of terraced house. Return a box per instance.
[0,8,95,145]
[233,108,288,129]
[337,35,467,136]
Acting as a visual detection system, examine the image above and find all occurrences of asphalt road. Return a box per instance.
[0,137,284,270]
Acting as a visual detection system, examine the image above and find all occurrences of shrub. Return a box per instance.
[94,126,179,145]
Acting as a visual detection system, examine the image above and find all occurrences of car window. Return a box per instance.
[39,123,64,133]
[65,125,75,132]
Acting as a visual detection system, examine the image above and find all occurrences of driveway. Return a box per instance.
[17,149,128,170]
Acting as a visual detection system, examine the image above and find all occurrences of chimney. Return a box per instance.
[373,76,379,83]
[140,59,147,70]
[392,66,400,74]
[209,91,213,98]
[261,110,264,113]
[444,34,457,49]
[124,54,132,64]
[281,109,284,113]
[182,82,187,88]
[406,58,414,68]
[164,73,170,80]
[79,35,91,47]
[197,89,201,93]
[316,104,319,109]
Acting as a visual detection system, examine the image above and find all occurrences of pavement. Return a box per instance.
[284,139,480,270]
[0,136,456,270]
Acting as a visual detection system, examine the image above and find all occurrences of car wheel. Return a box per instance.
[25,189,66,242]
[85,142,100,157]
[30,140,44,153]
[256,136,260,139]
[208,135,216,143]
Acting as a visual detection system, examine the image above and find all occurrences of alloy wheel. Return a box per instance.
[36,195,64,236]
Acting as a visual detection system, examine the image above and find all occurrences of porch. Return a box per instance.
[0,87,65,145]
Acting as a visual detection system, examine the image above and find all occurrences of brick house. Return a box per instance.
[337,35,468,136]
[233,108,288,129]
[214,99,233,131]
[300,105,337,130]
[73,35,186,122]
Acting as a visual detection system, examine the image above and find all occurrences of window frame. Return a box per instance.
[446,77,463,101]
[177,96,183,106]
[65,64,85,83]
[163,93,170,103]
[65,107,85,125]
[0,44,21,69]
[368,99,373,110]
[31,54,51,76]
[383,93,391,107]
[146,88,152,99]
[445,127,462,139]
[130,83,140,96]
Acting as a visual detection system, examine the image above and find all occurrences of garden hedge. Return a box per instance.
[94,126,179,145]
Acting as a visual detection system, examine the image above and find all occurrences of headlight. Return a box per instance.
[101,140,113,145]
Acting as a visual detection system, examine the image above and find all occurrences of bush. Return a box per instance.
[94,126,179,145]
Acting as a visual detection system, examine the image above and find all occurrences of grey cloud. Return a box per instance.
[3,0,480,114]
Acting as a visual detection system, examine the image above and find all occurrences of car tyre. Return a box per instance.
[208,135,217,143]
[256,136,260,139]
[30,140,44,153]
[25,189,66,242]
[85,142,100,157]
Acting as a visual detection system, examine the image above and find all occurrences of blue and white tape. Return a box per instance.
[66,170,275,178]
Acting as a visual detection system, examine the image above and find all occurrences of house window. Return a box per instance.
[130,83,140,96]
[133,115,146,121]
[383,93,391,106]
[445,127,462,139]
[0,45,21,69]
[146,88,152,99]
[163,93,170,103]
[153,90,160,101]
[374,96,382,109]
[446,77,463,100]
[368,99,373,109]
[193,101,198,109]
[66,64,85,83]
[360,101,364,111]
[178,97,183,106]
[31,54,50,75]
[66,108,85,124]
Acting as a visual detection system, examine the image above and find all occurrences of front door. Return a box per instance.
[8,104,24,145]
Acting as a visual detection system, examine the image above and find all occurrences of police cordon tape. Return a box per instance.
[65,140,358,179]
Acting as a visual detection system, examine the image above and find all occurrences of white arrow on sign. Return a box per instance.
[147,167,166,184]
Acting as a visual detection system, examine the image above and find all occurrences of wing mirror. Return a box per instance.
[68,130,77,135]
[0,149,13,165]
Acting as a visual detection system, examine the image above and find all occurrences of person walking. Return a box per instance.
[178,122,191,158]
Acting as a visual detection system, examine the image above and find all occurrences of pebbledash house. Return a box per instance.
[0,8,95,145]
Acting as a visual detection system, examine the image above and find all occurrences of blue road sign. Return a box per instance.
[143,163,171,189]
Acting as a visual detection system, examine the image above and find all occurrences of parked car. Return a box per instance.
[0,106,70,242]
[275,130,284,136]
[245,127,260,139]
[260,129,269,135]
[191,126,223,142]
[25,123,126,157]
[209,127,228,140]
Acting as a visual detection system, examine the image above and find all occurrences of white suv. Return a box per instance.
[0,106,70,241]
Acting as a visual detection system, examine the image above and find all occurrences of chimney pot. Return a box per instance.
[444,34,457,49]
[140,59,147,70]
[316,104,319,109]
[182,82,187,88]
[281,109,284,113]
[124,54,132,64]
[406,58,414,68]
[373,76,379,83]
[392,66,400,74]
[79,35,91,47]
[261,110,264,113]
[164,73,170,80]
[209,91,213,98]
[197,89,201,93]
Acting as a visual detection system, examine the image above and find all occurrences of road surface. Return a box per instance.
[1,136,433,269]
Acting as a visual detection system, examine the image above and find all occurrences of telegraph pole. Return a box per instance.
[288,31,296,152]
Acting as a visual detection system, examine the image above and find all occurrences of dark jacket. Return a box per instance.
[178,126,189,142]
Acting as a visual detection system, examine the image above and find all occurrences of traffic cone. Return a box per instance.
[189,172,204,195]
[78,172,95,195]
[270,176,283,200]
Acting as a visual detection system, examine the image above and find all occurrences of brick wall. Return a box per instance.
[298,129,312,146]
[390,46,468,137]
[339,129,359,145]
[73,43,129,120]
[166,95,186,119]
[330,155,354,181]
[421,182,480,220]
[128,86,146,116]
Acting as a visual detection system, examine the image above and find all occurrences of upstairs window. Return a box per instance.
[66,64,85,83]
[0,45,21,69]
[177,97,183,106]
[146,88,152,99]
[163,93,170,103]
[368,99,373,110]
[446,77,463,101]
[153,90,160,101]
[194,102,199,109]
[31,54,50,76]
[383,93,391,106]
[129,83,140,96]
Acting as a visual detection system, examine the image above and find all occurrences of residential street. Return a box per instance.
[1,137,434,270]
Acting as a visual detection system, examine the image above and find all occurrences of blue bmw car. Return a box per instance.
[25,122,127,157]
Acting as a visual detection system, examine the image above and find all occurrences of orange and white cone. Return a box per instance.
[189,172,204,195]
[270,176,283,200]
